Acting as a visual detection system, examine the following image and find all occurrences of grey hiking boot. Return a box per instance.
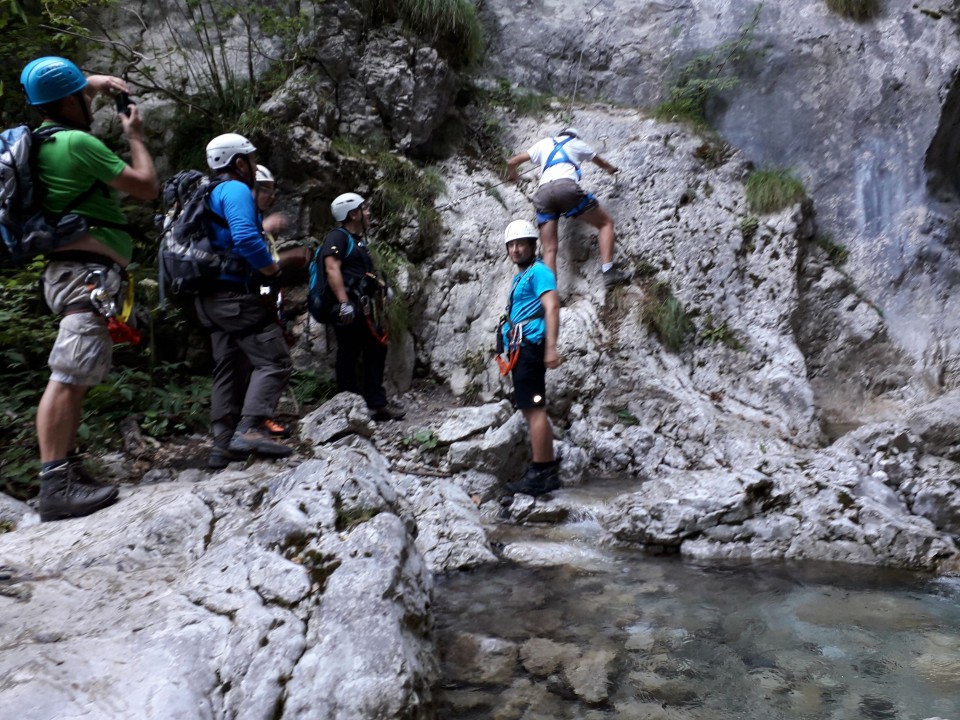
[228,426,292,458]
[602,265,630,288]
[37,462,119,522]
[504,460,561,498]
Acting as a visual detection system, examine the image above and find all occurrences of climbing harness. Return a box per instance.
[543,136,581,180]
[84,269,142,345]
[360,272,389,346]
[494,266,544,376]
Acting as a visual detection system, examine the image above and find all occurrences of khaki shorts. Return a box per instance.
[532,179,598,225]
[43,260,121,386]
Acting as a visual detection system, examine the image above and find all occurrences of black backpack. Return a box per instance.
[156,170,235,300]
[0,125,122,265]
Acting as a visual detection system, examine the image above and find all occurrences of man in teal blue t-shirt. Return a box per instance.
[498,219,562,497]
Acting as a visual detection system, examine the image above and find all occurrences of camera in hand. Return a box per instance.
[115,92,134,117]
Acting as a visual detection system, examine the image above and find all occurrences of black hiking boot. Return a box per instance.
[66,452,109,488]
[37,462,119,522]
[208,422,246,469]
[371,403,406,422]
[503,460,561,498]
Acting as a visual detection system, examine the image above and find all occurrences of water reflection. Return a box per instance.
[435,555,960,719]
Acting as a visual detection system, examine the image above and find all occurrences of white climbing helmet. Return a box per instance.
[559,127,581,139]
[255,164,275,184]
[205,133,256,171]
[504,219,538,245]
[331,192,366,222]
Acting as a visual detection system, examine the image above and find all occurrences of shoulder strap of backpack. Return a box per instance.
[32,126,133,233]
[336,226,355,257]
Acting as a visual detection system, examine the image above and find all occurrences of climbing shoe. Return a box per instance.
[228,426,292,458]
[263,418,292,439]
[602,265,630,289]
[503,460,561,498]
[371,404,406,422]
[37,462,119,522]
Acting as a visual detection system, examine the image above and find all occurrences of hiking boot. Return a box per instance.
[228,426,292,458]
[504,460,561,497]
[66,453,109,488]
[37,462,119,522]
[263,418,292,439]
[371,403,406,422]
[207,445,246,469]
[602,265,630,289]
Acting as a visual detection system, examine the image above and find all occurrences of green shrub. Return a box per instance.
[814,234,850,266]
[653,3,763,128]
[365,0,485,68]
[745,169,806,214]
[642,281,694,352]
[824,0,882,20]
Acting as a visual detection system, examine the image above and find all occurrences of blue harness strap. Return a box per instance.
[543,136,581,181]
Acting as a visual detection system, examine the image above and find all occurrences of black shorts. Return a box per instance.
[512,342,547,409]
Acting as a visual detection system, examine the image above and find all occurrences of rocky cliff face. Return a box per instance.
[482,0,960,378]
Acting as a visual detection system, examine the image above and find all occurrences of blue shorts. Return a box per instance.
[511,343,547,410]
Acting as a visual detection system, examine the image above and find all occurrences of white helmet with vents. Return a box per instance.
[504,219,538,245]
[331,192,366,222]
[205,133,256,171]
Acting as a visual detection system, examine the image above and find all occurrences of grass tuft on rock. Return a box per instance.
[824,0,882,21]
[642,281,694,352]
[745,169,806,214]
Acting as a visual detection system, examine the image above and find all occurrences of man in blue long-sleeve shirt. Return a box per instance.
[195,133,293,468]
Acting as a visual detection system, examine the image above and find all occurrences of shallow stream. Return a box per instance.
[435,521,960,720]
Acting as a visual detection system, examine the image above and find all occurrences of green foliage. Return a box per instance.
[368,241,412,340]
[745,168,806,214]
[332,134,445,261]
[615,409,639,426]
[0,0,100,126]
[642,280,694,352]
[403,429,439,451]
[824,0,882,20]
[814,233,849,266]
[653,3,763,128]
[701,315,745,350]
[740,215,760,245]
[289,369,338,407]
[461,350,487,376]
[365,0,485,68]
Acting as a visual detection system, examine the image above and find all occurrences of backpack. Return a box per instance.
[0,125,115,265]
[308,227,355,323]
[156,170,234,300]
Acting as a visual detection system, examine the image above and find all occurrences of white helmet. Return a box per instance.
[559,127,580,139]
[255,164,274,184]
[331,192,365,222]
[504,219,538,245]
[205,133,256,171]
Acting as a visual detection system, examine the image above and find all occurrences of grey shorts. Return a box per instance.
[532,179,598,225]
[43,260,122,386]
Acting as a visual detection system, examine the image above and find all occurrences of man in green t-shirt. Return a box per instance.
[20,56,158,521]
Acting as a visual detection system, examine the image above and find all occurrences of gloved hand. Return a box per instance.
[339,301,356,324]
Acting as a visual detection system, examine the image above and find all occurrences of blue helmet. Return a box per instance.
[21,57,87,105]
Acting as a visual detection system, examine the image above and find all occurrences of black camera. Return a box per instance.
[115,92,134,117]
